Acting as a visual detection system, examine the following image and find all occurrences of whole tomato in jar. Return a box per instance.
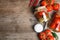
[35,11,45,19]
[35,11,49,23]
[46,5,53,12]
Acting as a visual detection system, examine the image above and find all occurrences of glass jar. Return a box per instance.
[35,11,49,23]
[49,11,60,32]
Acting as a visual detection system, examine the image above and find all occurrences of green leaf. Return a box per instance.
[52,32,58,40]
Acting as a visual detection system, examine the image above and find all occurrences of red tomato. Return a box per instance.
[38,11,44,16]
[52,3,59,11]
[43,0,55,5]
[35,11,46,19]
[39,32,46,39]
[47,35,54,40]
[41,1,47,6]
[50,23,56,30]
[44,29,52,36]
[46,5,53,12]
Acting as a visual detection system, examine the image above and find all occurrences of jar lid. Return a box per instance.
[34,24,43,33]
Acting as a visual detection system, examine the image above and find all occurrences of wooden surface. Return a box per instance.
[0,0,38,40]
[0,0,60,40]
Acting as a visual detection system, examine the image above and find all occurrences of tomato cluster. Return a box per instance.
[38,29,54,40]
[41,0,60,12]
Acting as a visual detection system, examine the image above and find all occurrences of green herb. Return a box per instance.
[52,32,58,40]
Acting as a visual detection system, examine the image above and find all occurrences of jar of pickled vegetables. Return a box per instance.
[35,11,49,23]
[49,11,60,32]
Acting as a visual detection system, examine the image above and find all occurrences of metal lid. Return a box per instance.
[34,24,43,33]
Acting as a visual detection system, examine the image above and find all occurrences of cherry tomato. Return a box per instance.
[42,0,55,5]
[52,3,59,11]
[41,1,47,6]
[45,29,52,36]
[46,5,53,12]
[39,32,46,39]
[47,35,54,40]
